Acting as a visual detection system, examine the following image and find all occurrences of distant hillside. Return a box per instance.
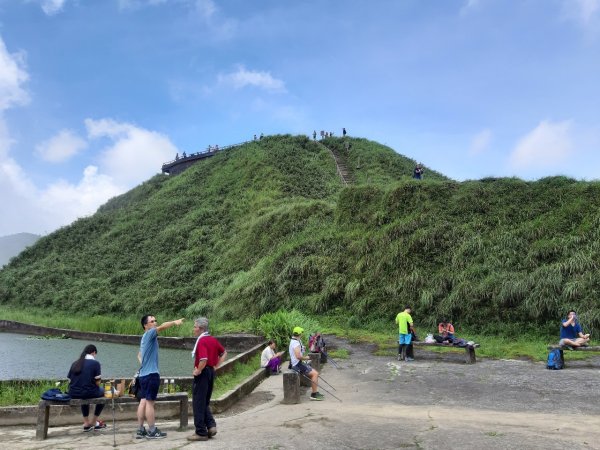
[0,233,40,267]
[0,135,598,334]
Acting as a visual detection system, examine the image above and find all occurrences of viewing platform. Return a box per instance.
[161,141,250,175]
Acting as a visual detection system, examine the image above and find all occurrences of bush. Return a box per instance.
[252,310,321,349]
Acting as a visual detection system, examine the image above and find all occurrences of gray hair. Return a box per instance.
[195,317,209,331]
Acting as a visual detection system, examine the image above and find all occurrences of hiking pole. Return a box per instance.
[321,349,342,369]
[305,359,338,390]
[295,370,342,402]
[315,373,337,391]
[111,381,116,447]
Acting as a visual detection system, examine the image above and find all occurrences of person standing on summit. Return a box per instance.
[136,315,184,439]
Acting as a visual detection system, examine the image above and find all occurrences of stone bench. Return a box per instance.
[547,345,600,368]
[36,392,188,440]
[412,341,480,364]
[282,353,322,404]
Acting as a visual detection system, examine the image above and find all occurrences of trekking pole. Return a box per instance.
[321,349,342,369]
[295,371,342,402]
[305,359,337,390]
[328,358,341,369]
[316,374,337,391]
[111,381,116,447]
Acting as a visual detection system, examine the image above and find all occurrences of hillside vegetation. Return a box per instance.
[0,135,598,336]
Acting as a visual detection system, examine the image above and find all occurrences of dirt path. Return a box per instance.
[2,337,599,449]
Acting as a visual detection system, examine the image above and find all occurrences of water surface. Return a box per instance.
[0,331,200,380]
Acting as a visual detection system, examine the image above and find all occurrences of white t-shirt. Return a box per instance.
[261,346,275,367]
[289,338,304,366]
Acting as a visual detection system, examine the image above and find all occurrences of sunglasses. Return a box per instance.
[148,320,157,323]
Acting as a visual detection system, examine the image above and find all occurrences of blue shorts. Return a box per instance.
[139,373,160,401]
[399,333,412,345]
[292,362,314,375]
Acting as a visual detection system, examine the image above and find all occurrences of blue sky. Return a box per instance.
[1,0,599,235]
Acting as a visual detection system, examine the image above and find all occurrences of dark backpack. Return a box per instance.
[547,349,563,370]
[41,388,71,402]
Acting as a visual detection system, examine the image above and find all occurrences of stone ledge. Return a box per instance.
[0,340,268,427]
[0,320,263,352]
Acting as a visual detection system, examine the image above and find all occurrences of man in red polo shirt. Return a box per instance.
[187,317,227,442]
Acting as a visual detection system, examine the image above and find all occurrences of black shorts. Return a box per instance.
[292,362,313,375]
[139,373,160,400]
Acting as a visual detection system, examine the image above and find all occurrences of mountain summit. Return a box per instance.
[1,135,598,332]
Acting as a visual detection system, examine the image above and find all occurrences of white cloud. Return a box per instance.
[118,0,168,11]
[562,0,600,26]
[36,129,87,163]
[1,113,179,234]
[0,37,29,111]
[194,0,216,19]
[39,166,123,223]
[469,129,492,155]
[85,118,178,186]
[509,120,574,169]
[574,0,600,23]
[218,66,286,93]
[40,0,67,15]
[460,0,482,16]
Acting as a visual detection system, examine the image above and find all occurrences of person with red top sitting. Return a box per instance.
[438,319,455,343]
[187,317,227,442]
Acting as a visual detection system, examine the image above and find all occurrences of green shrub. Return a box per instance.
[252,309,321,349]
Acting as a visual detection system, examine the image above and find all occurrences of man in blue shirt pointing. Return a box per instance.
[136,315,184,439]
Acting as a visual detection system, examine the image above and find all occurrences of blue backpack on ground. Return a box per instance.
[41,388,71,402]
[547,349,563,370]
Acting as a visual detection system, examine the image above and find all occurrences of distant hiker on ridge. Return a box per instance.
[413,163,424,180]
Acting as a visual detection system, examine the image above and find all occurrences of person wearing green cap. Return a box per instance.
[289,327,324,401]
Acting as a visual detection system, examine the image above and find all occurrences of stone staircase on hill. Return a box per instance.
[317,141,355,186]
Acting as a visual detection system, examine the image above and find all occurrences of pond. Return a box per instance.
[0,332,224,380]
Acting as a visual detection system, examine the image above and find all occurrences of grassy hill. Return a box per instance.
[1,135,598,335]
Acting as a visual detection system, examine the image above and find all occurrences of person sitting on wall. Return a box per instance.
[67,344,107,432]
[260,340,284,375]
[559,310,590,348]
[289,326,324,401]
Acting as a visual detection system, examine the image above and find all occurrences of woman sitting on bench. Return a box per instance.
[67,344,107,431]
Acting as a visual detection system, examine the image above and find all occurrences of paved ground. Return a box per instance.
[2,337,600,449]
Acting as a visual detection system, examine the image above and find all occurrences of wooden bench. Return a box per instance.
[36,392,189,440]
[412,341,480,364]
[547,345,600,368]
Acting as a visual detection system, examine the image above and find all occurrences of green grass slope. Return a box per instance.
[1,135,598,335]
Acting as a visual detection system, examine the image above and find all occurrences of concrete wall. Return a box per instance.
[0,342,269,426]
[0,320,263,352]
